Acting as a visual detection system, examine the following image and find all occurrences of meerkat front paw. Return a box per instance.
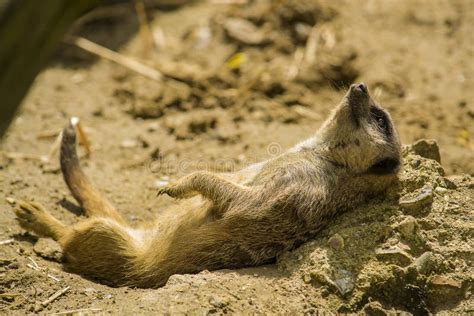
[156,183,197,199]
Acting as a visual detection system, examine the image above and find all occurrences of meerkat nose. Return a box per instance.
[351,82,368,94]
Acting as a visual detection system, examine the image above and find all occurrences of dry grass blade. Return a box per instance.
[0,239,14,245]
[134,0,154,58]
[66,36,162,81]
[72,118,92,156]
[46,131,63,161]
[304,25,319,65]
[41,286,70,307]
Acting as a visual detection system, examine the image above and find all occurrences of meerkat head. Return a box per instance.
[316,83,401,177]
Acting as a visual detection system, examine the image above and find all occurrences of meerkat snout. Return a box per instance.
[351,82,368,94]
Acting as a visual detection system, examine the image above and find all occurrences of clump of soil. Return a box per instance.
[279,143,473,314]
[0,0,472,314]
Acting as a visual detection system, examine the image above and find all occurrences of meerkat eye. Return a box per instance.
[377,117,387,130]
[370,106,392,136]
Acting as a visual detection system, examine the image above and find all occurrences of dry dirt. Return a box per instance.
[0,0,473,314]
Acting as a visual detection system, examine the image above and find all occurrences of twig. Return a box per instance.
[37,129,61,139]
[41,286,70,307]
[0,239,14,245]
[46,131,63,162]
[1,151,43,161]
[52,307,103,315]
[134,0,154,58]
[286,47,304,80]
[27,263,40,271]
[71,117,92,156]
[27,256,41,270]
[304,25,319,65]
[65,36,162,81]
[47,274,61,282]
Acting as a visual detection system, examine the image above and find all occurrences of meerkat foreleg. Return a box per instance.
[157,171,252,206]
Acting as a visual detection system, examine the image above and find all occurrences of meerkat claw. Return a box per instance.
[156,184,197,199]
[156,184,178,198]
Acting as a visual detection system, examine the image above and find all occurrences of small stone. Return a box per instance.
[399,185,433,215]
[412,252,445,275]
[363,301,389,316]
[443,176,458,189]
[302,274,312,284]
[411,139,441,163]
[7,261,19,269]
[333,269,354,296]
[430,275,462,288]
[121,138,138,148]
[375,246,413,267]
[82,287,98,297]
[34,303,43,313]
[33,238,63,262]
[394,216,418,240]
[311,272,339,293]
[5,197,16,205]
[328,233,344,250]
[0,258,14,267]
[223,18,269,46]
[434,187,448,194]
[410,158,421,168]
[209,295,227,309]
[426,275,464,308]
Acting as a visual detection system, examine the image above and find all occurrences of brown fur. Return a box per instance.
[14,83,401,288]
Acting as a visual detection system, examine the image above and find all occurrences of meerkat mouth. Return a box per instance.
[367,157,400,175]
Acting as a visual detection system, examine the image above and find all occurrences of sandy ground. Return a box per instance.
[0,0,473,314]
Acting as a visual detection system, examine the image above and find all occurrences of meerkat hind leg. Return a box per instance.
[14,200,70,240]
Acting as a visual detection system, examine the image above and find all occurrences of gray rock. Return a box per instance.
[426,275,465,309]
[333,269,354,296]
[411,139,441,163]
[375,246,413,267]
[411,252,445,275]
[399,185,433,215]
[328,233,344,250]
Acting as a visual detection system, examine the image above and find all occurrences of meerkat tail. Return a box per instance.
[60,119,126,224]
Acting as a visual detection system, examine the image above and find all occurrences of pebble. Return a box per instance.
[434,187,448,194]
[375,246,413,267]
[302,274,312,284]
[411,139,441,163]
[399,185,433,215]
[121,138,138,148]
[333,269,354,296]
[6,197,16,205]
[426,275,465,307]
[411,251,445,275]
[328,233,344,250]
[209,295,227,308]
[394,216,418,240]
[223,18,268,46]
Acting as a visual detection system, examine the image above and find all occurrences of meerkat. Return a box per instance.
[13,83,401,288]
